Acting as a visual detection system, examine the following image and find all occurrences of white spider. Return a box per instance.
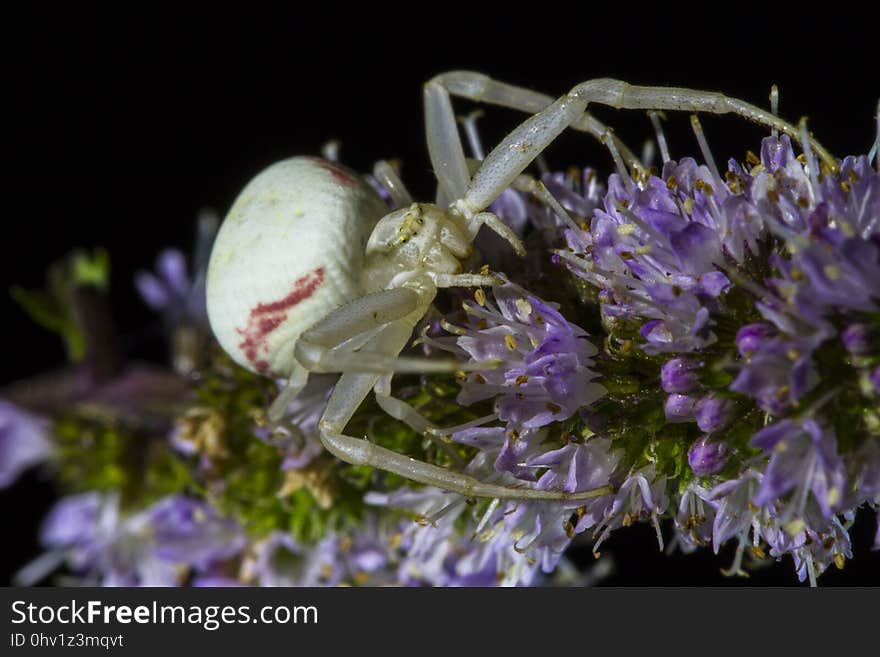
[205,72,833,501]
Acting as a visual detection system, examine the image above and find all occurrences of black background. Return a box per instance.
[2,7,878,585]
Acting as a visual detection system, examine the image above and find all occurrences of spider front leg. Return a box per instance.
[318,366,613,502]
[372,372,467,468]
[270,288,476,424]
[426,71,642,172]
[268,361,310,423]
[294,287,496,375]
[431,271,501,288]
[424,76,473,205]
[456,77,838,215]
[302,294,610,500]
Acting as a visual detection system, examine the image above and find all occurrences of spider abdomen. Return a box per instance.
[206,157,388,376]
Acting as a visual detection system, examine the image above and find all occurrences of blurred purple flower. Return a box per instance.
[30,494,244,586]
[751,419,845,519]
[694,395,736,433]
[0,400,51,489]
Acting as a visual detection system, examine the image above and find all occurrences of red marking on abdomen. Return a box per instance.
[307,156,357,188]
[251,268,325,314]
[236,267,325,374]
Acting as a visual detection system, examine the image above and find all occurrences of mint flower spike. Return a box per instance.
[561,113,879,582]
[412,117,876,584]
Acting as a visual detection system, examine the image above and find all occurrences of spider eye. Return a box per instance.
[366,211,409,255]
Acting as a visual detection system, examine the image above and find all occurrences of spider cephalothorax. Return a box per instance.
[362,203,472,286]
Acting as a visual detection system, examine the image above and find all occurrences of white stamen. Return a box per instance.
[584,169,601,201]
[799,118,821,196]
[535,154,550,177]
[614,202,669,246]
[869,100,880,171]
[421,498,467,527]
[652,512,665,552]
[513,528,541,554]
[425,413,498,438]
[473,497,501,537]
[806,554,818,588]
[690,114,723,188]
[641,139,656,168]
[438,319,466,336]
[532,181,583,235]
[769,85,779,137]
[321,139,341,162]
[592,526,612,558]
[720,535,749,578]
[603,129,634,193]
[648,111,671,163]
[514,298,533,317]
[458,110,486,160]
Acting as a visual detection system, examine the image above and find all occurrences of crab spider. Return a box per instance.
[206,74,834,502]
[206,155,605,501]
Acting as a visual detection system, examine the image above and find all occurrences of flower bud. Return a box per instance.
[688,435,729,475]
[695,395,736,433]
[661,357,700,393]
[664,394,697,423]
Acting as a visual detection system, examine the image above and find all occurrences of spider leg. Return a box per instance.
[510,174,585,235]
[368,322,492,468]
[458,77,837,215]
[373,372,433,434]
[268,361,310,422]
[372,160,412,208]
[431,272,501,288]
[294,286,497,374]
[318,367,613,501]
[272,289,462,422]
[466,212,526,256]
[296,335,494,374]
[298,287,419,347]
[427,71,641,169]
[372,372,466,468]
[424,78,472,206]
[311,315,468,463]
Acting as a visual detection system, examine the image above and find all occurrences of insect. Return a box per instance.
[206,72,833,501]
